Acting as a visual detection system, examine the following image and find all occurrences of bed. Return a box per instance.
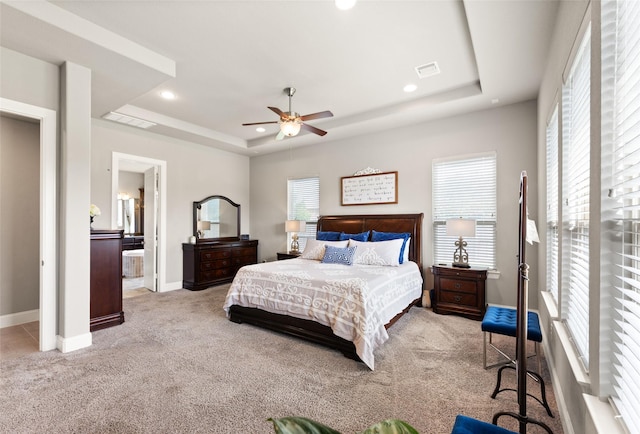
[223,213,424,369]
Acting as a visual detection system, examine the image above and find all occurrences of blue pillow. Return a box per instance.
[316,231,341,241]
[371,230,411,264]
[321,245,357,265]
[339,231,370,242]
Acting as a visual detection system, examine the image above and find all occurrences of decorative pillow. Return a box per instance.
[371,230,411,264]
[339,230,370,242]
[348,238,404,266]
[316,231,341,241]
[300,239,349,261]
[321,245,357,265]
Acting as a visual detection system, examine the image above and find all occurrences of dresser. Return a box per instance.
[432,265,487,321]
[90,230,125,331]
[182,239,258,290]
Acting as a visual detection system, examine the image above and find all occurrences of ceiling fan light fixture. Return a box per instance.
[279,118,302,137]
[335,0,357,10]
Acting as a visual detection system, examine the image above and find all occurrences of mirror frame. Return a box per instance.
[193,195,241,242]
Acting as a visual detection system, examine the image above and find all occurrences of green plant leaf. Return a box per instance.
[268,417,342,434]
[358,419,419,434]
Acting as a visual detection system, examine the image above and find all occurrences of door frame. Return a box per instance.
[0,97,57,351]
[111,152,167,291]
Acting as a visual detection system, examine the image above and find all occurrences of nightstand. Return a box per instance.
[277,252,301,260]
[432,264,487,321]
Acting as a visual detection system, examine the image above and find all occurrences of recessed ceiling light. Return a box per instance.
[335,0,356,10]
[256,127,266,133]
[160,90,176,100]
[403,84,417,93]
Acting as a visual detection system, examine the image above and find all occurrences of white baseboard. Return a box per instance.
[543,324,575,434]
[0,309,39,328]
[57,332,92,353]
[161,281,183,292]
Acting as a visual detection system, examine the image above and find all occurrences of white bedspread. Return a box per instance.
[223,258,423,369]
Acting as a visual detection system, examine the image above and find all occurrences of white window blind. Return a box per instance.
[602,0,640,431]
[433,154,497,269]
[546,105,560,303]
[561,24,591,370]
[287,177,320,250]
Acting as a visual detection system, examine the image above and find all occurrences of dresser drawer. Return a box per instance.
[200,258,232,270]
[439,289,477,307]
[435,267,486,280]
[202,268,233,281]
[200,249,231,261]
[439,278,478,294]
[232,256,255,266]
[232,247,256,257]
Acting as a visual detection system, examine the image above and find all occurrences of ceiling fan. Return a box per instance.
[242,87,333,140]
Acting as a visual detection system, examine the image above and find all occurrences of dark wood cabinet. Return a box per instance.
[90,230,124,331]
[277,252,300,260]
[182,239,258,290]
[432,265,487,321]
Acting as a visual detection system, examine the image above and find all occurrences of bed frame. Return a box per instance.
[228,213,424,361]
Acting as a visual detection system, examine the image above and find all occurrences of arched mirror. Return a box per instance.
[193,195,240,241]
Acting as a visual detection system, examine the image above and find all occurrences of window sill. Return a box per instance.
[541,291,559,319]
[553,320,590,387]
[487,269,500,279]
[583,394,626,434]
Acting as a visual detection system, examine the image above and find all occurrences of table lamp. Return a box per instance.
[446,218,476,268]
[285,220,306,254]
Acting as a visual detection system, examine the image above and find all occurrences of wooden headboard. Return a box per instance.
[316,213,424,271]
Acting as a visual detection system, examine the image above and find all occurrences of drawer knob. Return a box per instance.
[454,295,462,302]
[454,283,461,289]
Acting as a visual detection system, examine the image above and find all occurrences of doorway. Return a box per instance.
[111,153,167,292]
[0,98,57,352]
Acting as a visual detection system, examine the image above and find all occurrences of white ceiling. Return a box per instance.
[0,0,559,156]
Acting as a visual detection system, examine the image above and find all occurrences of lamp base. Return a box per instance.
[452,262,471,268]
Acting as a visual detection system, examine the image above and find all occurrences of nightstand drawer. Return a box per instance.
[439,290,477,307]
[439,278,477,294]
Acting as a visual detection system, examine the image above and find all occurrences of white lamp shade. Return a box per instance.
[446,218,476,237]
[285,220,306,233]
[280,120,302,137]
[197,220,211,230]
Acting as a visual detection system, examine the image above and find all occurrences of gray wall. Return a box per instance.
[118,171,144,200]
[90,119,251,286]
[0,116,40,315]
[250,100,539,309]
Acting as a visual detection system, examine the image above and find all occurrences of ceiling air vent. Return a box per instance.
[415,61,440,79]
[102,112,156,129]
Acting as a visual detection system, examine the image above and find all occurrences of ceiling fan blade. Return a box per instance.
[242,121,278,126]
[275,130,285,141]
[268,106,286,117]
[301,123,327,136]
[300,110,333,121]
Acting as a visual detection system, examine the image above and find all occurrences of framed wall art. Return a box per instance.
[341,171,398,206]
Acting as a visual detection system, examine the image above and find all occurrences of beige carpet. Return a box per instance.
[0,284,563,434]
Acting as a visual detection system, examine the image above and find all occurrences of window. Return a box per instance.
[602,0,640,431]
[287,176,320,250]
[546,105,560,303]
[433,153,497,269]
[561,24,591,370]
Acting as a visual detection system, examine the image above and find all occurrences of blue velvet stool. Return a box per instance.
[481,306,553,418]
[481,306,542,373]
[450,415,517,434]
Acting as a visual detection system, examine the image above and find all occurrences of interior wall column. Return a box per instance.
[58,61,92,352]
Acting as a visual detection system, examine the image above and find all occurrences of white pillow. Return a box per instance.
[348,238,404,266]
[300,239,349,261]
